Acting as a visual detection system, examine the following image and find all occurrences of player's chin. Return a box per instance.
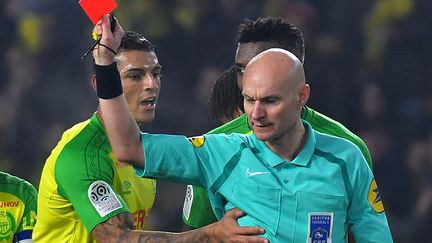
[135,112,156,124]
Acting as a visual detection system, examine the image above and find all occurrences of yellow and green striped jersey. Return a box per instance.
[33,113,156,243]
[0,172,37,243]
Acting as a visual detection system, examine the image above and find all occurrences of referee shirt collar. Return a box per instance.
[253,120,315,167]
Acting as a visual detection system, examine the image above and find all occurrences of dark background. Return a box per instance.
[1,0,431,241]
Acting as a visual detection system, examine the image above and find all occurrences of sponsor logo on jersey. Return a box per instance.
[132,209,147,230]
[0,201,19,208]
[308,212,333,243]
[88,180,123,217]
[121,180,132,195]
[182,185,194,220]
[0,211,16,241]
[188,136,205,147]
[368,179,384,213]
[245,168,270,177]
[122,180,131,190]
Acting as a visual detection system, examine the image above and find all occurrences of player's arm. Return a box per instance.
[92,209,268,243]
[93,14,144,168]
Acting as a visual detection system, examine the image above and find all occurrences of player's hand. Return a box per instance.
[92,14,124,65]
[211,208,268,243]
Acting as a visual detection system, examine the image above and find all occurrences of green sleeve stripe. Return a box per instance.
[209,143,246,193]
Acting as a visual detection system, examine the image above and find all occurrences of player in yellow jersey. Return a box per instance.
[0,171,37,243]
[34,16,267,242]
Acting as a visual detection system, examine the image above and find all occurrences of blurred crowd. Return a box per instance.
[0,0,431,241]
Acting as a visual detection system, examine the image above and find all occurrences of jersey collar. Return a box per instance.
[253,120,315,167]
[90,112,106,133]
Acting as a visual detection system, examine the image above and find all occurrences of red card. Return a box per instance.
[79,0,117,24]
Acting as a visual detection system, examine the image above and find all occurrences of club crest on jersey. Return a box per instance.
[188,136,205,147]
[88,181,122,217]
[0,211,16,241]
[308,212,333,243]
[368,179,384,213]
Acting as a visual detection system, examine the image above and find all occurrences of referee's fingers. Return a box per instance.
[225,207,246,219]
[236,225,265,235]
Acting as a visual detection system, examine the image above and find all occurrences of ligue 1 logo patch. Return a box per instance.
[368,179,384,213]
[308,212,333,243]
[182,185,194,220]
[188,136,205,147]
[88,180,122,217]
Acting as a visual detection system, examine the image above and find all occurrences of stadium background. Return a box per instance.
[0,0,431,241]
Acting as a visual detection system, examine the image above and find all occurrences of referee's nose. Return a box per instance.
[250,101,266,121]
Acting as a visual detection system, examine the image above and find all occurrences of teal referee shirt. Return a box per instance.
[136,121,393,242]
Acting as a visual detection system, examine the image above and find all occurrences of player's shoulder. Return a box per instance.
[201,132,252,152]
[303,106,357,137]
[0,172,37,196]
[57,115,108,157]
[207,114,250,134]
[313,128,364,164]
[303,107,370,156]
[314,129,359,151]
[53,117,112,179]
[205,131,251,142]
[61,114,103,142]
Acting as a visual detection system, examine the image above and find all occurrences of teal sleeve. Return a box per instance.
[348,154,393,242]
[55,137,129,233]
[139,133,242,184]
[139,133,207,185]
[182,116,251,228]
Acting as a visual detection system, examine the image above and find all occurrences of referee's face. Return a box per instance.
[242,49,307,144]
[116,50,162,125]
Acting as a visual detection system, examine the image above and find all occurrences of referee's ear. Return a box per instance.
[91,74,97,92]
[298,83,310,107]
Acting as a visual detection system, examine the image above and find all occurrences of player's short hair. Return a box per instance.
[117,31,155,54]
[237,17,305,63]
[208,66,244,122]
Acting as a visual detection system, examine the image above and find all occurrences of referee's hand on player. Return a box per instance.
[211,208,268,243]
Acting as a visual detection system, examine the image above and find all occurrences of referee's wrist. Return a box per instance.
[93,53,116,66]
[94,62,123,99]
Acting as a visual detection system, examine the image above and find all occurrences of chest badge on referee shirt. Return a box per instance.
[308,212,333,243]
[368,179,384,213]
[188,136,205,147]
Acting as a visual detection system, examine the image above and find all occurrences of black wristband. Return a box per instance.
[94,62,123,99]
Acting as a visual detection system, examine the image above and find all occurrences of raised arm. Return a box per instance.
[93,14,144,167]
[92,209,268,243]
